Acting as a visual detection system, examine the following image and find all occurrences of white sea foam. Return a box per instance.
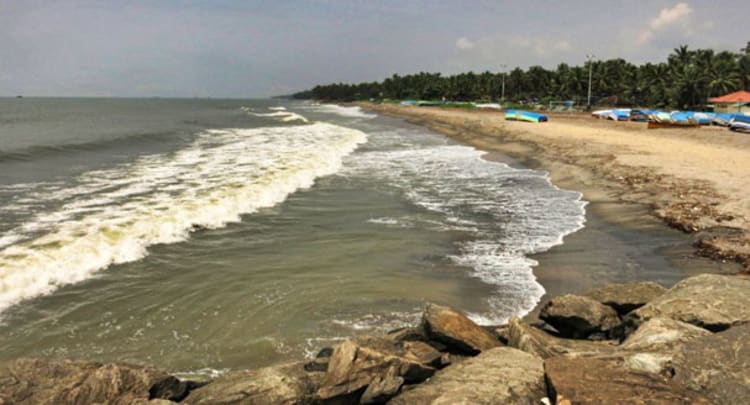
[0,123,367,314]
[346,141,587,324]
[304,104,377,119]
[248,110,310,123]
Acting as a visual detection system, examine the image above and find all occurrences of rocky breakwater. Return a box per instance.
[2,274,750,404]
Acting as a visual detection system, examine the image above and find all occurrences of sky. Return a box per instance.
[1,0,748,97]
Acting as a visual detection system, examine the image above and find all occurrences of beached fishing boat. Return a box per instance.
[730,121,750,132]
[629,109,650,122]
[647,120,700,129]
[505,109,548,122]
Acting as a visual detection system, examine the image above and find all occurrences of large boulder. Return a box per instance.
[387,347,545,405]
[585,281,666,315]
[545,356,714,405]
[670,322,750,405]
[506,317,617,359]
[184,362,322,405]
[315,336,436,404]
[421,303,500,354]
[539,294,620,339]
[621,317,711,352]
[621,274,750,336]
[0,358,182,405]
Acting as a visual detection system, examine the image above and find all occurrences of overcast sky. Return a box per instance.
[1,0,748,97]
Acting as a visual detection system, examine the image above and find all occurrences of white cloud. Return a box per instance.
[455,37,475,50]
[639,2,693,44]
[650,3,692,30]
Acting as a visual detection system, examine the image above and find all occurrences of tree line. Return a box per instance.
[293,43,750,109]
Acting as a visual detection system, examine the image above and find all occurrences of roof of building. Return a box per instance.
[708,90,750,104]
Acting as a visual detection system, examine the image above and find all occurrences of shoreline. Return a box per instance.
[3,103,750,404]
[358,102,750,275]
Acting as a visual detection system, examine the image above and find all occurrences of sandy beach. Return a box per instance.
[360,103,750,273]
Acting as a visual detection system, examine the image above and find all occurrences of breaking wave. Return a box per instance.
[0,123,367,314]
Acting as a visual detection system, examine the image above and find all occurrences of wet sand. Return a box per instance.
[359,103,746,317]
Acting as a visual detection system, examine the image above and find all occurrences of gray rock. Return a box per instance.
[315,336,436,404]
[360,374,404,405]
[585,281,667,315]
[387,347,545,405]
[622,274,750,336]
[540,294,620,339]
[148,375,205,402]
[671,322,750,405]
[0,358,175,405]
[621,317,711,352]
[401,341,442,368]
[421,303,500,355]
[386,326,428,343]
[184,362,322,405]
[545,356,715,405]
[506,317,617,359]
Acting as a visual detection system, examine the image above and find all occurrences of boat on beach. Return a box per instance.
[647,120,701,129]
[505,109,548,122]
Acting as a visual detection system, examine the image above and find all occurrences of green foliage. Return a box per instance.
[292,43,750,109]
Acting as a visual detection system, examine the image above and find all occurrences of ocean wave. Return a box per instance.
[0,122,367,315]
[242,107,309,123]
[346,142,586,324]
[304,104,377,119]
[0,131,186,163]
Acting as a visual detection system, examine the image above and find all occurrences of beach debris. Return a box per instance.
[388,347,546,405]
[539,294,621,339]
[421,303,501,355]
[584,281,667,315]
[544,356,715,405]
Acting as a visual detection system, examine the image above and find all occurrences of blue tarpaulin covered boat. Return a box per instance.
[505,109,548,122]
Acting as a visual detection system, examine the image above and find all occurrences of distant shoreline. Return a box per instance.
[357,103,750,276]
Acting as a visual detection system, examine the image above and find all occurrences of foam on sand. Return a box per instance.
[347,141,586,324]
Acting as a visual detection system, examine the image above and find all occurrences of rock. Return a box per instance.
[317,347,335,358]
[0,358,179,405]
[585,281,666,315]
[315,336,436,403]
[421,303,500,354]
[387,347,545,405]
[506,317,617,359]
[622,352,675,375]
[540,294,620,339]
[670,322,750,405]
[493,325,510,344]
[622,274,750,336]
[402,341,442,368]
[304,358,329,372]
[184,362,323,405]
[360,373,404,405]
[621,317,711,352]
[386,326,428,343]
[148,375,205,402]
[544,356,715,404]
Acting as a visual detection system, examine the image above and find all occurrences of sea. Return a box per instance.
[0,98,586,376]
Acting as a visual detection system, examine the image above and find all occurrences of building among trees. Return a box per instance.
[709,90,750,113]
